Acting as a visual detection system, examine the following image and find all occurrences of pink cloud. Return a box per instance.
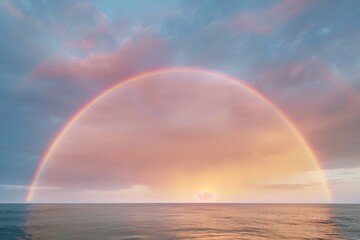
[67,37,97,50]
[218,0,316,33]
[254,58,360,166]
[30,31,169,88]
[256,58,359,129]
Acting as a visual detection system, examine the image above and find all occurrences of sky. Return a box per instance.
[0,0,359,203]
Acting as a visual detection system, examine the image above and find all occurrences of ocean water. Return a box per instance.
[0,204,359,240]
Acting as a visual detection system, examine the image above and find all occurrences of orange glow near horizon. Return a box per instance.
[26,67,331,203]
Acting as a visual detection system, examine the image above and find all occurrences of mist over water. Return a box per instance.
[0,204,359,239]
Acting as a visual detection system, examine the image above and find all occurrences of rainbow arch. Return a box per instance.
[26,66,331,201]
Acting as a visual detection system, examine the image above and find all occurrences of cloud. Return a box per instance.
[0,184,58,191]
[323,167,360,203]
[30,31,170,87]
[253,58,360,168]
[214,0,316,34]
[253,183,318,190]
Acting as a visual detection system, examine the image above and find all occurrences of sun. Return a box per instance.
[196,189,214,202]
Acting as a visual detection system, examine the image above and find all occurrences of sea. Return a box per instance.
[0,204,359,239]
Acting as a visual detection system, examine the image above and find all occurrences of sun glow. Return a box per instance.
[196,189,214,202]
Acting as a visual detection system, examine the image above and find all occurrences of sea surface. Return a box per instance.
[0,204,359,239]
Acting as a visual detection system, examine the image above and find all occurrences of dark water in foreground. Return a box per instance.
[0,204,359,240]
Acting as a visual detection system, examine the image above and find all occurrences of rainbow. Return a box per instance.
[26,66,331,201]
